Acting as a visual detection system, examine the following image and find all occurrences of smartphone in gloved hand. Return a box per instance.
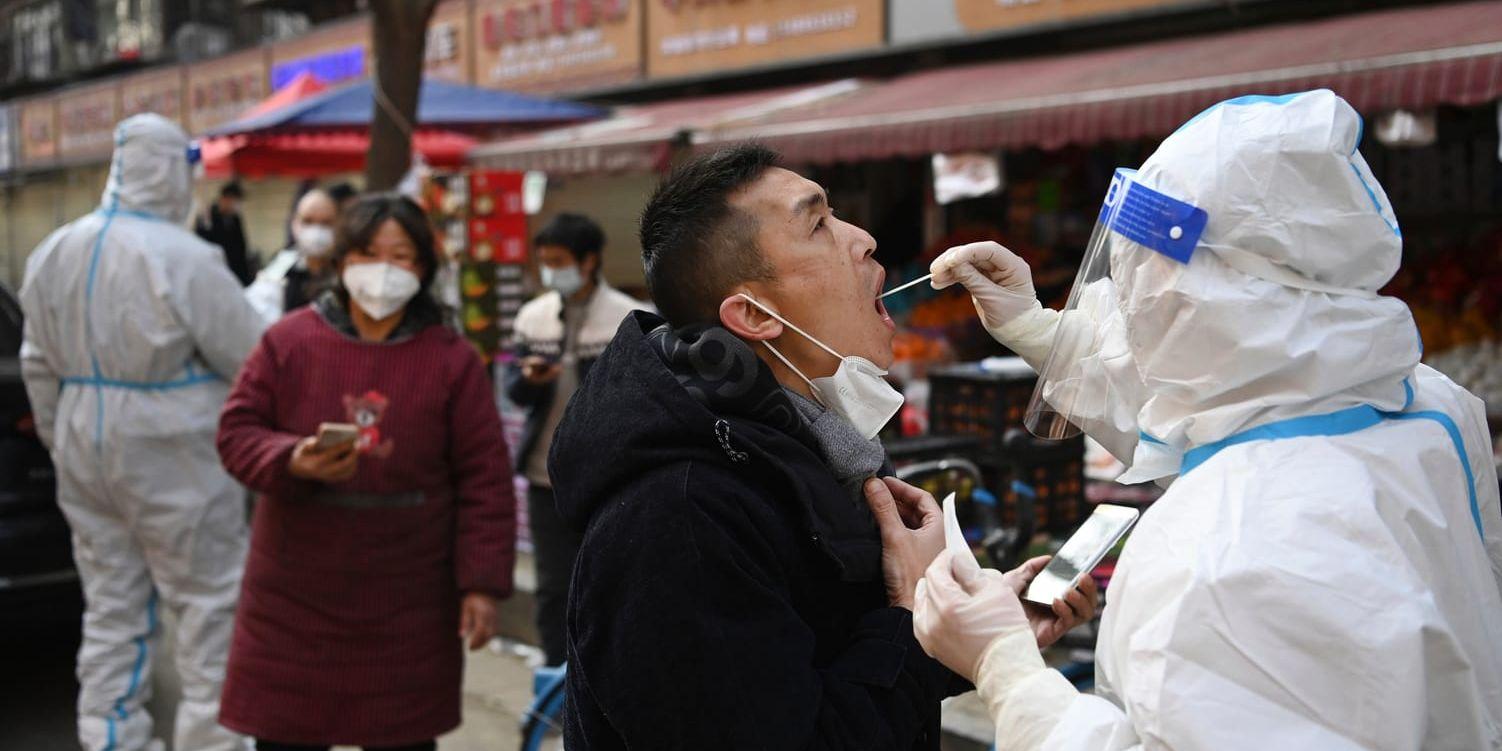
[1024,504,1138,606]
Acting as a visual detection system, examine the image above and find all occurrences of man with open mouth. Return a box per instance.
[546,144,1094,749]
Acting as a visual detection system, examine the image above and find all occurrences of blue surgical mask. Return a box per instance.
[541,265,584,297]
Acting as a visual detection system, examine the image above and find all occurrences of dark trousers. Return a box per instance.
[255,742,434,751]
[529,484,584,666]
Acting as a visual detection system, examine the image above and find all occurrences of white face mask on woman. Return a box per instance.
[342,262,420,321]
[293,224,335,259]
[737,294,904,441]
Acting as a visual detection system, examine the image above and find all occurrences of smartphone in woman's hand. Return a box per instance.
[315,422,359,451]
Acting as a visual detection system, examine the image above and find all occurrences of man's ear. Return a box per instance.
[719,293,783,342]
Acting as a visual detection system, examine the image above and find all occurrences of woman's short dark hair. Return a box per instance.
[333,193,443,320]
[533,213,606,266]
[335,193,438,283]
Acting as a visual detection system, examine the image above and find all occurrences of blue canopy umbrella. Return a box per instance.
[207,77,604,137]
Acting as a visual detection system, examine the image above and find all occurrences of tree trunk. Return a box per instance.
[365,0,439,192]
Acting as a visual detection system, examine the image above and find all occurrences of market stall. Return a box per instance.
[201,74,602,178]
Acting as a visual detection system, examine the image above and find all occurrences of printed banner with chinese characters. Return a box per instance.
[466,171,532,361]
[647,0,883,79]
[474,0,642,92]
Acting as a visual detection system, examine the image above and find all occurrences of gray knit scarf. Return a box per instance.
[783,388,887,503]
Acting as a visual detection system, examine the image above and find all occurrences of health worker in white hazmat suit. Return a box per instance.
[917,89,1502,750]
[19,113,266,751]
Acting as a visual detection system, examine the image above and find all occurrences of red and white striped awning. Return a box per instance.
[698,1,1502,163]
[468,80,865,175]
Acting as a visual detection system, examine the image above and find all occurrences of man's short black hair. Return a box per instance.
[641,144,780,328]
[220,181,245,199]
[327,182,359,207]
[534,213,606,266]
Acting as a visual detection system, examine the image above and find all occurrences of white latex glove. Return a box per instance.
[930,242,1059,366]
[930,241,1039,327]
[913,549,1030,682]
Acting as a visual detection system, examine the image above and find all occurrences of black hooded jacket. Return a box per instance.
[550,311,960,750]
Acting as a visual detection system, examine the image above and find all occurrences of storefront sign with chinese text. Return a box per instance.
[270,18,370,90]
[19,97,58,167]
[647,0,883,79]
[186,49,268,135]
[891,0,1195,44]
[425,0,475,82]
[57,82,121,162]
[120,68,184,125]
[474,0,641,92]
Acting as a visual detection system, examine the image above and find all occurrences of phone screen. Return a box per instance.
[316,423,359,450]
[1024,505,1138,606]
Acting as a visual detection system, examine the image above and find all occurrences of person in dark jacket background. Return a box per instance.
[549,145,1094,750]
[503,213,649,666]
[196,180,255,286]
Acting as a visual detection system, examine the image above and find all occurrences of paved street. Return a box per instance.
[0,561,556,751]
[0,552,990,751]
[0,621,552,751]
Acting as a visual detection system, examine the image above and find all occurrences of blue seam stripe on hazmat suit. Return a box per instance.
[965,90,1502,751]
[19,113,265,751]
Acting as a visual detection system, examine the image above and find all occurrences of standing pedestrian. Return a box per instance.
[245,188,340,324]
[919,90,1502,750]
[216,193,517,751]
[19,113,266,751]
[504,213,650,667]
[196,180,255,286]
[546,146,1090,749]
[327,181,360,214]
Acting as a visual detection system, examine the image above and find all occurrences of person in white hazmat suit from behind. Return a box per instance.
[19,113,265,751]
[911,89,1502,750]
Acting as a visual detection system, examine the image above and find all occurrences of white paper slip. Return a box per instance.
[941,492,979,567]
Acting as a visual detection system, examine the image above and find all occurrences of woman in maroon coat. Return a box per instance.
[216,194,516,751]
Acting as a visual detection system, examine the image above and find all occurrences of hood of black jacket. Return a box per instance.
[549,311,882,582]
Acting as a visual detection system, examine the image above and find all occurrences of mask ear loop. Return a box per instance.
[736,293,841,407]
[736,294,845,361]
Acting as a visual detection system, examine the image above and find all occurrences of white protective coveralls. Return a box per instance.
[929,90,1502,749]
[19,114,265,751]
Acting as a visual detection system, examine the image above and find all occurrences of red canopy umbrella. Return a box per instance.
[200,73,479,178]
[201,129,476,179]
[237,71,328,121]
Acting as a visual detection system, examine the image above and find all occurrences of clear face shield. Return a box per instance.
[1024,168,1207,440]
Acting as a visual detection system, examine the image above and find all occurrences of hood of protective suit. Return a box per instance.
[1113,90,1421,448]
[101,113,196,225]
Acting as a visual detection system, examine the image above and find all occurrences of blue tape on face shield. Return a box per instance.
[1025,169,1208,440]
[1101,168,1207,264]
[186,142,205,180]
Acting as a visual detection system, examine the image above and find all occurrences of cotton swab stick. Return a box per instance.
[879,273,934,299]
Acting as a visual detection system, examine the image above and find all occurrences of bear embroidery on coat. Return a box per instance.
[344,390,395,458]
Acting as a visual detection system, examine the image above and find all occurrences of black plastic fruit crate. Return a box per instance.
[981,438,1088,535]
[928,360,1038,456]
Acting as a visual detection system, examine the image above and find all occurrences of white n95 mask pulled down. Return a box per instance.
[738,294,903,440]
[342,262,420,321]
